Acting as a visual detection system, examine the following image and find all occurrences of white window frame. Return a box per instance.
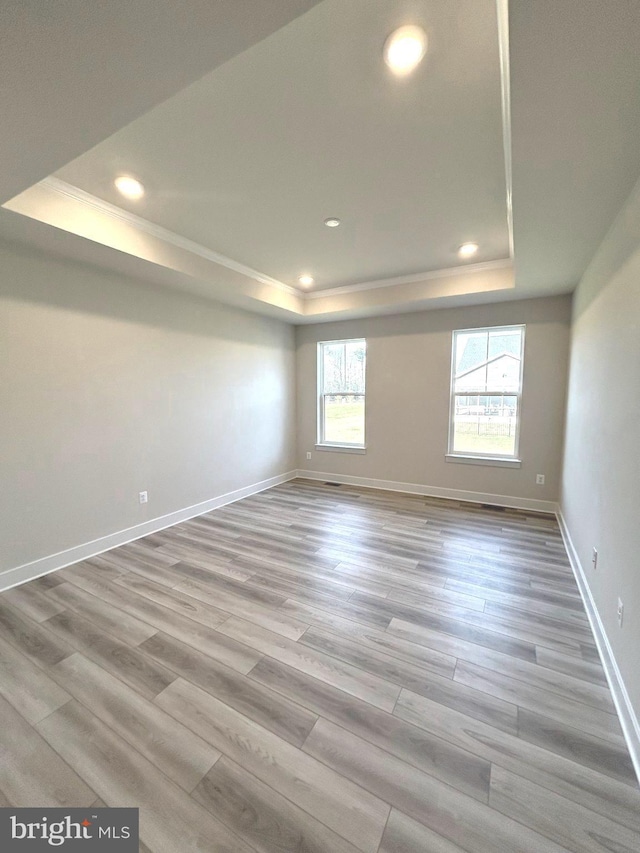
[317,338,366,450]
[447,324,525,462]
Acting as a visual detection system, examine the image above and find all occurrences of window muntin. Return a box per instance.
[318,339,366,447]
[449,325,525,458]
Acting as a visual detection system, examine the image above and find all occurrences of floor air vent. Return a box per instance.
[324,482,342,487]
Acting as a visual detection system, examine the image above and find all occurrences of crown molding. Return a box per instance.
[303,258,513,299]
[40,177,300,297]
[38,178,512,305]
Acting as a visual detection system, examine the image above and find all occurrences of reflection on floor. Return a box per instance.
[0,479,638,852]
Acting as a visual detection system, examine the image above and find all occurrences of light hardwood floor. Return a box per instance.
[0,479,638,852]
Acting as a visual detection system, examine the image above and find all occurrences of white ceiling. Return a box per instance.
[0,0,322,204]
[509,0,640,294]
[52,0,509,292]
[2,0,640,323]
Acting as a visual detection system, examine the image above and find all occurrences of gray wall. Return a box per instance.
[561,176,640,718]
[0,240,296,575]
[296,295,571,504]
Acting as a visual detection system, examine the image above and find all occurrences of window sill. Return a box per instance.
[316,444,367,455]
[445,454,521,469]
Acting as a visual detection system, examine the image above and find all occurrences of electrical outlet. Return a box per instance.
[139,491,148,504]
[592,547,598,569]
[306,452,312,460]
[617,598,624,628]
[536,474,545,485]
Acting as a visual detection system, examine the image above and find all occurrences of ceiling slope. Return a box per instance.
[2,1,640,323]
[509,0,640,294]
[0,0,322,203]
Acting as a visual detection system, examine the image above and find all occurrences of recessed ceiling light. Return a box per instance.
[114,175,145,200]
[384,25,427,76]
[458,242,479,259]
[324,217,341,228]
[298,274,314,287]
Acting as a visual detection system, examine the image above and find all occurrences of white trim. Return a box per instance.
[317,339,367,448]
[496,0,514,259]
[315,444,367,454]
[445,454,521,468]
[304,259,513,299]
[556,508,640,786]
[35,179,513,304]
[448,324,525,461]
[40,177,299,297]
[0,470,297,594]
[296,470,556,514]
[316,337,368,347]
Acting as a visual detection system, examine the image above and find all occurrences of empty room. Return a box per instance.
[1,2,639,852]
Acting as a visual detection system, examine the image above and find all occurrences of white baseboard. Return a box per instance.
[296,469,558,514]
[0,470,297,593]
[556,508,640,785]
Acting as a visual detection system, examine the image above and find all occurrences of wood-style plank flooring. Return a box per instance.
[1,479,638,852]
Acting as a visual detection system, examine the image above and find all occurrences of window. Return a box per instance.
[449,325,525,459]
[317,339,366,448]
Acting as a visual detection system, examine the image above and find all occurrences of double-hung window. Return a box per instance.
[448,325,525,460]
[317,339,366,448]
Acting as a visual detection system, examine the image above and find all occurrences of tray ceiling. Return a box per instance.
[2,0,640,322]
